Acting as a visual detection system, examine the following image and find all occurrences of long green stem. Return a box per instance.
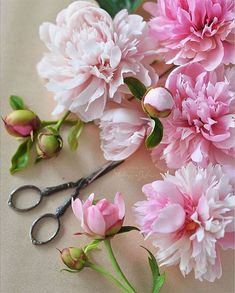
[87,262,130,293]
[41,119,78,127]
[104,239,137,293]
[54,110,71,131]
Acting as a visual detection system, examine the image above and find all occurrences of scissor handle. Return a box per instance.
[8,185,43,212]
[30,213,60,245]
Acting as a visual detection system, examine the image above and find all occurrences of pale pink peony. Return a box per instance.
[37,1,157,122]
[134,163,235,281]
[72,192,125,239]
[152,63,235,170]
[98,102,150,161]
[144,0,235,71]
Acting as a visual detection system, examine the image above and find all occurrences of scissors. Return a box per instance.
[8,161,123,245]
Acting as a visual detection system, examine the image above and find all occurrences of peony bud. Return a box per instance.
[36,128,63,159]
[3,109,40,137]
[143,87,174,118]
[60,247,87,271]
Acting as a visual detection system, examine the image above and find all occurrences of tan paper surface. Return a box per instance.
[0,1,234,292]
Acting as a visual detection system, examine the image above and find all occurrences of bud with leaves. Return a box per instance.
[59,247,87,271]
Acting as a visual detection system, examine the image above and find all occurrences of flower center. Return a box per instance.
[185,220,198,233]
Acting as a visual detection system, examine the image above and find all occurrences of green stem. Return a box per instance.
[87,262,130,293]
[104,239,137,293]
[54,110,71,131]
[41,119,78,127]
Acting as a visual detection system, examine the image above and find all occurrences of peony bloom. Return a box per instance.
[37,1,157,122]
[152,63,235,170]
[134,163,235,281]
[143,87,174,118]
[98,102,150,161]
[145,0,235,71]
[72,192,125,239]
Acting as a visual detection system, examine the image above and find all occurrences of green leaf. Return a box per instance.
[145,118,163,149]
[9,95,26,110]
[124,77,147,100]
[117,226,140,235]
[84,240,102,254]
[141,247,165,293]
[97,0,142,18]
[10,139,33,174]
[67,120,84,151]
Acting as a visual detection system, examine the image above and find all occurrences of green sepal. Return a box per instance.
[141,246,165,293]
[97,0,142,18]
[117,226,140,235]
[9,95,26,110]
[124,77,147,100]
[67,120,84,151]
[46,126,59,135]
[10,138,33,174]
[145,118,163,149]
[60,269,80,273]
[84,240,102,254]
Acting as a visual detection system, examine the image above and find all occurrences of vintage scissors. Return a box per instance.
[8,161,123,245]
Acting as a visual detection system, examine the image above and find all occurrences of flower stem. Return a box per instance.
[87,262,130,292]
[41,119,78,127]
[54,110,71,131]
[104,239,137,293]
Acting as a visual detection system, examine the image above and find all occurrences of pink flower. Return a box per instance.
[37,1,157,122]
[72,192,125,239]
[143,87,174,118]
[98,102,149,160]
[145,0,235,70]
[152,63,235,170]
[134,163,235,281]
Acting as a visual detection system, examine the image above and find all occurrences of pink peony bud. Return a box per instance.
[72,192,125,239]
[3,109,40,137]
[143,87,174,118]
[59,247,87,271]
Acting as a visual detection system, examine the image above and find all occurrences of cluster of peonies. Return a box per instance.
[37,0,235,283]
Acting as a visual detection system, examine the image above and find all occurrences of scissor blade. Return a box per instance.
[79,160,124,189]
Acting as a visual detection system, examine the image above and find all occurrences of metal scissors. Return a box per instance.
[8,161,123,245]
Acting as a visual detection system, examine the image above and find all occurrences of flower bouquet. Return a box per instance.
[2,0,235,292]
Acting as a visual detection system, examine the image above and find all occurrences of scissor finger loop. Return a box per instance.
[8,185,43,212]
[30,213,60,245]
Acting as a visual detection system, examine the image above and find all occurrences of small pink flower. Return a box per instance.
[37,1,157,122]
[134,163,235,281]
[152,63,235,169]
[143,87,174,118]
[72,192,125,239]
[145,0,235,70]
[98,102,150,161]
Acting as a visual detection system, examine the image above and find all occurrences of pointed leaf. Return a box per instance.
[117,226,140,235]
[10,139,33,174]
[67,120,84,151]
[9,95,26,110]
[124,77,147,100]
[145,118,163,149]
[141,246,165,293]
[84,240,102,254]
[97,0,142,18]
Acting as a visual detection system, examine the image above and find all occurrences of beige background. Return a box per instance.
[0,1,234,292]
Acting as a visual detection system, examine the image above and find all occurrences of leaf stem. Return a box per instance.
[54,111,71,131]
[104,239,137,293]
[87,262,130,292]
[41,119,78,127]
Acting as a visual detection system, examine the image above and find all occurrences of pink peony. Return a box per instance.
[37,1,157,122]
[145,0,235,71]
[134,163,235,281]
[152,63,235,170]
[72,192,125,239]
[98,102,150,160]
